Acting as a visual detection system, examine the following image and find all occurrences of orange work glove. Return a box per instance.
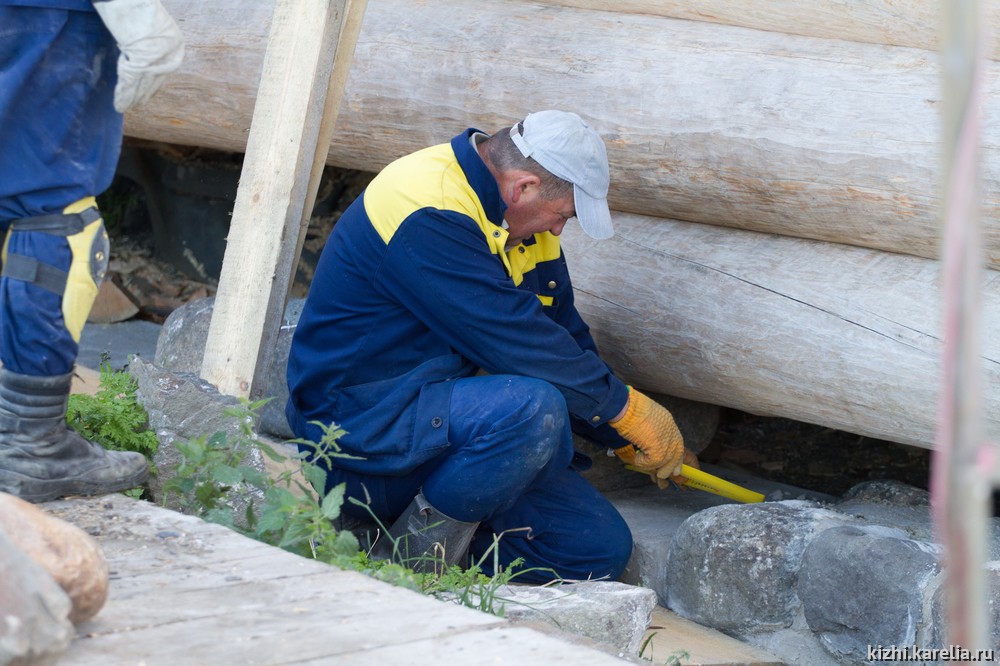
[655,448,701,490]
[610,387,689,487]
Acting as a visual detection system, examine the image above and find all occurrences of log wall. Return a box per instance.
[127,0,1000,449]
[137,0,1000,268]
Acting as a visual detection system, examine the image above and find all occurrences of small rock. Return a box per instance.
[0,525,73,665]
[130,356,266,526]
[454,581,657,656]
[840,479,930,506]
[0,492,108,625]
[798,525,941,662]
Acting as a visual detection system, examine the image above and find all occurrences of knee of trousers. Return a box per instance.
[592,514,635,580]
[555,511,634,581]
[505,379,571,471]
[1,198,109,344]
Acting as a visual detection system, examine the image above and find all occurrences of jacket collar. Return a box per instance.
[451,129,506,227]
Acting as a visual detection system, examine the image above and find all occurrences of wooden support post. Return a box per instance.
[200,0,368,398]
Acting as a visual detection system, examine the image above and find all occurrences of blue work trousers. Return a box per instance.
[324,374,633,582]
[0,8,120,376]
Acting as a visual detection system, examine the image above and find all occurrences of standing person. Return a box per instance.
[0,0,184,502]
[286,110,698,580]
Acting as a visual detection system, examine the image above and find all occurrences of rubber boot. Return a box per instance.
[0,369,149,503]
[374,491,479,573]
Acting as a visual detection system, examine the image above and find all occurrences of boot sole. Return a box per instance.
[0,467,150,504]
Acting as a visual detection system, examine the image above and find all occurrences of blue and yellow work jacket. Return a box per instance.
[285,129,630,475]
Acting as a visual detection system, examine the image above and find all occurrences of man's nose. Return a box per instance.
[551,219,567,236]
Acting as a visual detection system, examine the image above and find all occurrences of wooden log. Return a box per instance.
[545,1,1000,61]
[560,213,1000,451]
[132,0,1000,269]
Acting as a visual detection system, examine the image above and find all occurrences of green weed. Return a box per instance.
[66,361,159,460]
[159,400,554,615]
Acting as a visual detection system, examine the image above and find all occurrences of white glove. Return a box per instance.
[93,0,185,113]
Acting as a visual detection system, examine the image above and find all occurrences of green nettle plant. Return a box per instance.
[159,399,554,613]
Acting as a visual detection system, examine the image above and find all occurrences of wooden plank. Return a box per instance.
[199,0,366,398]
[289,0,369,293]
[48,495,627,666]
[642,606,783,666]
[560,212,1000,451]
[129,0,1000,270]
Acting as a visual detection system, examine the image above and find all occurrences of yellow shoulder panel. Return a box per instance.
[364,143,492,247]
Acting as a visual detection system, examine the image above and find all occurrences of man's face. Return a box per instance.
[503,190,576,249]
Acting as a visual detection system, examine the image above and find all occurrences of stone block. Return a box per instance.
[837,480,1000,559]
[155,297,298,439]
[492,580,658,657]
[927,560,1000,655]
[798,524,941,663]
[666,501,854,633]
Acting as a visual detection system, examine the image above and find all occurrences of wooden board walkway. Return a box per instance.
[643,607,784,666]
[46,495,625,665]
[42,494,785,665]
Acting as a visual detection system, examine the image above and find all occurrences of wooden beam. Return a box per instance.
[200,0,367,398]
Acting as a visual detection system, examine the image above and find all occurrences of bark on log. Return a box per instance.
[134,0,1000,268]
[560,214,1000,451]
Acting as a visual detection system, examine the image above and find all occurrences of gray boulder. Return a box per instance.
[926,561,1000,656]
[799,525,941,662]
[837,480,1000,559]
[666,501,854,633]
[155,296,297,439]
[130,356,266,525]
[489,581,658,657]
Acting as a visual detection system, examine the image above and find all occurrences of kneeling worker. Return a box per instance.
[286,110,698,580]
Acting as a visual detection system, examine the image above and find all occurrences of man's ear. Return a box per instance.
[509,173,541,204]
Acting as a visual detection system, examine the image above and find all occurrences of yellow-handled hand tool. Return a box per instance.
[628,464,765,503]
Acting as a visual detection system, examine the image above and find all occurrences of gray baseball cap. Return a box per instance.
[509,110,614,240]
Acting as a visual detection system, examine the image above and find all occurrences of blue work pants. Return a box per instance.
[326,374,633,582]
[0,8,120,376]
